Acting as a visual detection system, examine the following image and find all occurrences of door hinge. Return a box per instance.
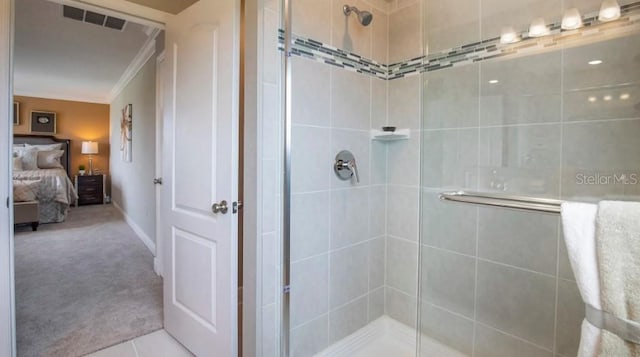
[283,285,291,294]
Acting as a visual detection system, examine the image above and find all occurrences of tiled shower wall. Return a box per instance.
[259,0,282,356]
[287,1,390,355]
[419,1,640,357]
[258,0,640,357]
[287,2,427,355]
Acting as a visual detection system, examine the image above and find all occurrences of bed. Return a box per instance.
[13,135,78,224]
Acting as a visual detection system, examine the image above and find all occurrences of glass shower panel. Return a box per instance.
[419,1,640,357]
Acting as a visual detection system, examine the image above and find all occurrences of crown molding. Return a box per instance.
[108,27,160,103]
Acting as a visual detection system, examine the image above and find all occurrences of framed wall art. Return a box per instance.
[13,102,19,125]
[120,103,132,162]
[30,111,57,135]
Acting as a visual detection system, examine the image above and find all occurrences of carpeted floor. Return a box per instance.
[14,204,163,357]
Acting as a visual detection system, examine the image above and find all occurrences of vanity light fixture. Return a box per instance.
[588,59,603,65]
[599,0,621,22]
[562,8,583,30]
[500,26,520,44]
[528,17,550,37]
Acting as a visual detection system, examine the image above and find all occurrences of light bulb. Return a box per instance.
[599,0,621,22]
[604,95,612,101]
[528,18,550,37]
[620,93,630,100]
[588,60,603,65]
[562,8,583,30]
[488,79,499,84]
[588,96,597,102]
[500,26,520,44]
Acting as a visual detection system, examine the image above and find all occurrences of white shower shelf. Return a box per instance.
[370,128,410,141]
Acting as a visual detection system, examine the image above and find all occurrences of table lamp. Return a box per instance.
[81,141,99,175]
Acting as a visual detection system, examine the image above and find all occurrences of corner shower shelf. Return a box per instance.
[370,128,410,141]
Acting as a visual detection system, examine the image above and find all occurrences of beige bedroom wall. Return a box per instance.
[109,55,157,246]
[13,96,110,177]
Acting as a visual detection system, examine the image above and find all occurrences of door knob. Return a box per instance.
[212,200,228,214]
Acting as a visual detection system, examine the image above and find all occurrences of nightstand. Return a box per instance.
[75,174,105,206]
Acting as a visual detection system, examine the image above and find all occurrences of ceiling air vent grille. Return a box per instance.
[62,5,84,21]
[62,5,127,31]
[84,11,106,26]
[105,17,126,31]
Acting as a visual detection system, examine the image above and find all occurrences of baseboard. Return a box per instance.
[153,257,162,277]
[112,201,156,256]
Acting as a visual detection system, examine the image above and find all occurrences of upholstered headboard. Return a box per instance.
[13,134,71,177]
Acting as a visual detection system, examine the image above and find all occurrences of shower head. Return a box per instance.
[343,5,373,26]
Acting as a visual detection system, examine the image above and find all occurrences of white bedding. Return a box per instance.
[13,169,78,223]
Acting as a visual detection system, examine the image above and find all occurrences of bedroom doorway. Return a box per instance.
[10,0,168,355]
[0,0,240,357]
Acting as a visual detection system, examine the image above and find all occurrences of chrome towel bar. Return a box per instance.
[439,191,563,214]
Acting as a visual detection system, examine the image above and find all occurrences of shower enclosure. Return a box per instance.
[256,0,640,355]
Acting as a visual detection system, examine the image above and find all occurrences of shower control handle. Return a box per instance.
[346,160,360,183]
[334,150,360,183]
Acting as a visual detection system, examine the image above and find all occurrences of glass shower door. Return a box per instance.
[418,1,640,356]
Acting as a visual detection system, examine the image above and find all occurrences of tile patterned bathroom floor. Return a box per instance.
[84,329,193,357]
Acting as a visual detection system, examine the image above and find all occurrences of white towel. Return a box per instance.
[561,201,601,357]
[596,201,640,356]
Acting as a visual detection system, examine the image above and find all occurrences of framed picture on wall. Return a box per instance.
[30,111,57,135]
[13,102,19,125]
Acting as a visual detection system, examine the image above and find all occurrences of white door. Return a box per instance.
[161,0,240,356]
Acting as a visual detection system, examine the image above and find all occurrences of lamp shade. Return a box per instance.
[81,141,99,155]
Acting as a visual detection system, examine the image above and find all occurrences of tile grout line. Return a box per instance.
[422,243,560,279]
[131,340,140,357]
[420,297,557,355]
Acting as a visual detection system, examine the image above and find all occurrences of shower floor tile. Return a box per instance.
[316,315,468,357]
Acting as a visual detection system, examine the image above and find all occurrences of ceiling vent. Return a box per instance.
[62,5,127,31]
[104,17,126,31]
[84,11,106,26]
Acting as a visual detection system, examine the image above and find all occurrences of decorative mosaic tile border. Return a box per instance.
[281,1,640,80]
[279,30,388,79]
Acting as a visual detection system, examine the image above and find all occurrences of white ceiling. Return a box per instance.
[14,0,154,103]
[125,0,198,15]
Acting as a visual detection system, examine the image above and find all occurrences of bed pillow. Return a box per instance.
[13,179,40,202]
[13,157,23,172]
[37,150,64,169]
[25,143,63,151]
[12,146,35,158]
[19,150,39,170]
